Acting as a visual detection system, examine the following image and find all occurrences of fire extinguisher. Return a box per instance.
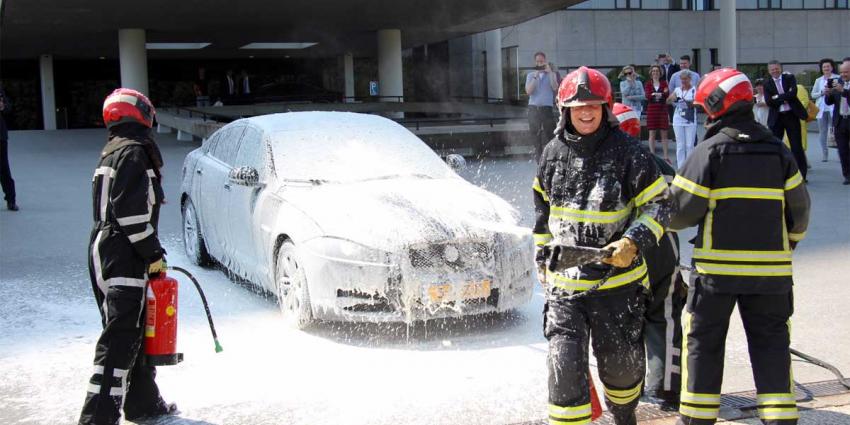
[144,266,223,366]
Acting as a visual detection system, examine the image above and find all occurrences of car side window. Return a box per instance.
[234,126,266,178]
[210,125,245,165]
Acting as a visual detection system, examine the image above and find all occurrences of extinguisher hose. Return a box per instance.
[170,266,223,353]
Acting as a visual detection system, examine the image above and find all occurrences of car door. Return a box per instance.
[225,124,266,280]
[198,123,245,263]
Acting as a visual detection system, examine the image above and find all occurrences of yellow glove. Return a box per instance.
[602,237,638,268]
[148,258,167,275]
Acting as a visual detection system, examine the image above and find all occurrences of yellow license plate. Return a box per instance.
[428,280,491,303]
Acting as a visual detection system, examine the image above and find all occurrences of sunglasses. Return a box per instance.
[625,71,633,75]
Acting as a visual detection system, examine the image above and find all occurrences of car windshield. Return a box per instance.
[270,124,454,183]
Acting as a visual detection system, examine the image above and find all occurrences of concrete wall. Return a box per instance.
[488,8,849,70]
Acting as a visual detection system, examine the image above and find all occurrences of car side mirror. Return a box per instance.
[229,166,260,187]
[445,154,467,172]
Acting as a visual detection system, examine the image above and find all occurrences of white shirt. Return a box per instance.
[812,74,838,117]
[774,77,791,112]
[672,86,697,126]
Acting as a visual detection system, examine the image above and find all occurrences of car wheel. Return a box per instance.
[276,241,314,329]
[182,198,211,266]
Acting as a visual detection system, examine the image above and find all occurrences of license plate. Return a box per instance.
[428,280,491,303]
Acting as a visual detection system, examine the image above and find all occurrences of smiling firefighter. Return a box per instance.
[532,66,675,425]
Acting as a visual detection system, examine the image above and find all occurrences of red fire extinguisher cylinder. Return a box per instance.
[145,272,184,366]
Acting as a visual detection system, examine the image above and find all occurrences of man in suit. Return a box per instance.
[765,60,809,179]
[825,59,850,185]
[658,53,680,83]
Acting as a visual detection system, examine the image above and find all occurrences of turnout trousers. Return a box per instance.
[545,285,646,425]
[644,234,685,400]
[79,224,165,425]
[678,280,798,425]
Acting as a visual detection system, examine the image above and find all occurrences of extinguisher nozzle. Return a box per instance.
[214,339,223,353]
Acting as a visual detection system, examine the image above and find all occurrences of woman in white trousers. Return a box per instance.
[667,70,697,168]
[811,58,839,162]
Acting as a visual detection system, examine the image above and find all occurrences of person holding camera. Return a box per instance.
[668,70,698,167]
[825,59,850,185]
[525,51,560,160]
[811,59,840,163]
[619,65,645,119]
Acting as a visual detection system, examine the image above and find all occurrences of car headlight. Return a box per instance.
[303,237,392,266]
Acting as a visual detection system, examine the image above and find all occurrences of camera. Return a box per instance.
[535,65,545,71]
[828,78,838,88]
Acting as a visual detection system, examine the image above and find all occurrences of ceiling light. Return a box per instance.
[146,43,211,50]
[240,42,317,50]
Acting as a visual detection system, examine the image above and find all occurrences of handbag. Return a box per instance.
[805,101,819,122]
[828,125,837,148]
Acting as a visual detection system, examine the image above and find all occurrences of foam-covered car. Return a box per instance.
[180,112,535,327]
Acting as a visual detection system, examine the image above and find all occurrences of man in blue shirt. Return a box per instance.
[525,51,560,160]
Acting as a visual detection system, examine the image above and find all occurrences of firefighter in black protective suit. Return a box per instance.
[669,68,810,425]
[79,88,176,425]
[614,103,685,411]
[533,67,675,425]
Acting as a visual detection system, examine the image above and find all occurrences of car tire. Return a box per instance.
[182,198,212,267]
[276,241,314,330]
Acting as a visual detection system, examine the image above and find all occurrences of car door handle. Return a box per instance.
[196,168,203,175]
[224,183,231,190]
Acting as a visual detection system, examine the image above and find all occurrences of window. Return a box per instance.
[616,0,642,8]
[210,125,245,164]
[502,46,520,103]
[234,126,266,178]
[783,0,804,8]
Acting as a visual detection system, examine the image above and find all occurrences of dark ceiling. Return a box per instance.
[1,0,581,59]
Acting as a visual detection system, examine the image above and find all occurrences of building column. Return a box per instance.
[39,54,57,130]
[377,29,403,102]
[485,29,503,102]
[343,52,355,103]
[118,28,149,95]
[719,1,737,69]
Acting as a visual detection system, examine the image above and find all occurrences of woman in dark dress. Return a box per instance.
[645,65,671,163]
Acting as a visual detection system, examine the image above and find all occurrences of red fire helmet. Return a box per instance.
[558,66,613,109]
[694,68,753,120]
[102,88,155,129]
[613,103,641,137]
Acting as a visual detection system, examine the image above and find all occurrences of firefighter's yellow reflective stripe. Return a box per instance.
[534,233,553,246]
[633,214,664,242]
[785,171,804,191]
[604,383,642,405]
[703,199,716,249]
[693,248,792,262]
[672,175,710,198]
[709,187,784,201]
[547,262,648,291]
[757,393,796,405]
[679,405,720,420]
[788,231,806,242]
[548,403,592,424]
[758,407,800,420]
[533,178,550,203]
[681,391,722,405]
[634,176,667,206]
[550,205,633,224]
[695,262,793,276]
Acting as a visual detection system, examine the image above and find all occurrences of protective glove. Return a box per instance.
[601,237,638,268]
[148,257,167,275]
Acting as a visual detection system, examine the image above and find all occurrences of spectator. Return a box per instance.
[223,69,237,101]
[667,70,698,167]
[765,60,809,180]
[619,65,645,118]
[811,58,839,162]
[193,67,210,107]
[0,88,17,211]
[525,51,559,159]
[753,79,770,126]
[239,69,251,95]
[668,55,701,131]
[645,65,671,163]
[825,59,850,185]
[657,53,679,82]
[784,83,813,162]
